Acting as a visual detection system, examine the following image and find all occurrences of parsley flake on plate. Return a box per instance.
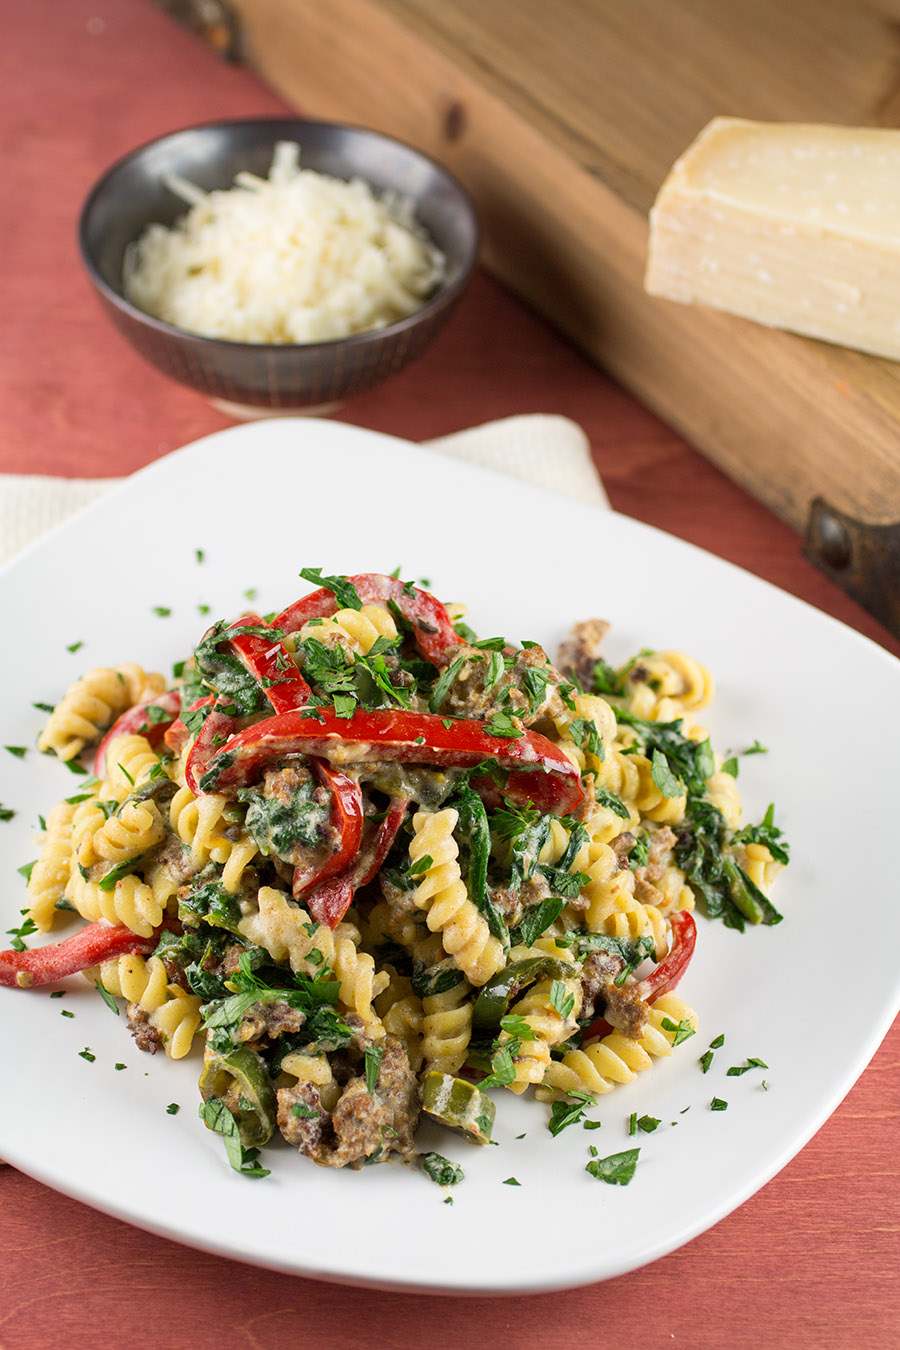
[586,1148,640,1186]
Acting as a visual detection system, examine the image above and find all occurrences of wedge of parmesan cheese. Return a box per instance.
[645,117,900,360]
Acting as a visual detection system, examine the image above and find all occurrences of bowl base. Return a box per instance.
[210,396,344,420]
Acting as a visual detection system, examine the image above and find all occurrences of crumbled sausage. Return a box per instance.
[237,1000,306,1044]
[126,1002,164,1053]
[580,950,649,1039]
[556,619,610,690]
[278,1037,420,1169]
[443,643,565,726]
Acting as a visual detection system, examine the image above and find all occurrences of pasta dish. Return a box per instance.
[1,570,787,1181]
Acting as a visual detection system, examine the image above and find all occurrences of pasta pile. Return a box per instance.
[10,572,787,1179]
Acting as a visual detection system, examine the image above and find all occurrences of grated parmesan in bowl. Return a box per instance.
[123,142,447,345]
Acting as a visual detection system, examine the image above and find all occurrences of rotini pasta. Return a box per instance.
[410,808,505,987]
[86,953,202,1059]
[25,801,77,932]
[38,666,165,760]
[6,569,788,1184]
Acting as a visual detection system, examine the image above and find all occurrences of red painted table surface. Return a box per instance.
[1,5,898,1347]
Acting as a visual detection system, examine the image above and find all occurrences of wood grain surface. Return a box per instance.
[1,4,898,1347]
[231,0,900,540]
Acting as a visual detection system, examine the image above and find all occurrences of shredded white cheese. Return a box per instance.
[123,142,446,343]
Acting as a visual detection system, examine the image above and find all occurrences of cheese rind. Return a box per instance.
[645,118,900,360]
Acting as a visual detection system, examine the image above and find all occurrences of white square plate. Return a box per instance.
[2,419,898,1292]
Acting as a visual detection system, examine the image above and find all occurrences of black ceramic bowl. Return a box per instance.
[79,118,479,414]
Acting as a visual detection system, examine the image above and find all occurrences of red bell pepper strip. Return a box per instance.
[184,702,241,796]
[197,706,584,815]
[304,875,355,931]
[303,795,409,928]
[178,618,311,793]
[635,909,697,1002]
[228,614,311,714]
[164,694,213,759]
[0,921,158,989]
[94,690,182,777]
[276,573,463,667]
[292,760,364,898]
[581,910,697,1042]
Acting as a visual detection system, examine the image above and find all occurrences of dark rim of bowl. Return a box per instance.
[78,116,480,354]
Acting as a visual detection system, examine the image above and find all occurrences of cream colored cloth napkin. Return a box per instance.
[0,415,607,566]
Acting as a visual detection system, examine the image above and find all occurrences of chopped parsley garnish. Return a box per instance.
[78,1048,96,1062]
[115,1063,126,1071]
[500,1013,536,1043]
[60,1009,74,1018]
[33,701,55,714]
[5,916,37,951]
[485,711,522,740]
[567,716,604,761]
[364,1044,384,1096]
[726,1057,768,1076]
[429,654,466,713]
[511,895,565,948]
[635,1115,660,1133]
[480,1039,521,1090]
[549,979,575,1019]
[5,746,27,759]
[585,1148,640,1185]
[166,1103,180,1115]
[594,787,631,820]
[661,1015,696,1047]
[502,1177,521,1186]
[198,1099,270,1178]
[722,756,739,778]
[18,861,36,883]
[421,1152,465,1187]
[299,567,362,611]
[406,853,433,878]
[291,1102,320,1120]
[710,1097,728,1111]
[66,641,83,653]
[0,804,15,822]
[548,1091,595,1136]
[152,606,171,618]
[93,981,120,1015]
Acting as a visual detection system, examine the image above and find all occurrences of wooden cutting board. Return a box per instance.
[230,0,900,630]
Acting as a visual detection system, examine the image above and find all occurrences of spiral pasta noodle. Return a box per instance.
[26,801,77,932]
[410,809,505,987]
[579,839,660,948]
[238,887,388,1027]
[38,666,165,760]
[421,978,473,1076]
[67,868,165,938]
[299,604,397,656]
[92,800,165,864]
[86,953,202,1059]
[538,994,699,1099]
[501,974,582,1095]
